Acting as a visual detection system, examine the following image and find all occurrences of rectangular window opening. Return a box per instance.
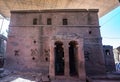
[47,18,52,25]
[63,19,68,25]
[33,18,37,25]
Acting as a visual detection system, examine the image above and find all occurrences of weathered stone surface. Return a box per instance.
[103,45,116,72]
[5,9,106,81]
[41,76,50,82]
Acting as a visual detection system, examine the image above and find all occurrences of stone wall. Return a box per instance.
[5,9,106,80]
[103,45,116,72]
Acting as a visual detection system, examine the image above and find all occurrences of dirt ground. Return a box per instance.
[0,70,42,82]
[1,70,120,82]
[93,80,120,82]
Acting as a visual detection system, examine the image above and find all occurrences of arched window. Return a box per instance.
[54,41,64,75]
[69,41,78,76]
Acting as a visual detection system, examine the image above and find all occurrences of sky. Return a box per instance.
[99,6,120,48]
[0,18,9,37]
[0,7,120,48]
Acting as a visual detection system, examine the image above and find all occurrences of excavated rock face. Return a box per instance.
[5,9,106,81]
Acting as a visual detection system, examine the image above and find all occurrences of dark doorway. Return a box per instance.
[69,41,78,76]
[54,41,64,75]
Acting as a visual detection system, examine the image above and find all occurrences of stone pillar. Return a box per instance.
[77,39,86,81]
[49,41,55,78]
[63,41,70,77]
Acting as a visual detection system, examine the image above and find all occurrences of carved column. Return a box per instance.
[63,40,70,77]
[49,40,55,78]
[77,39,86,81]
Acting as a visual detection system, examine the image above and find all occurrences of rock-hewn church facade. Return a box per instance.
[5,9,106,81]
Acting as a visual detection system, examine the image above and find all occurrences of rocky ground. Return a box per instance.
[93,80,120,82]
[91,72,120,82]
[1,70,120,82]
[0,70,49,82]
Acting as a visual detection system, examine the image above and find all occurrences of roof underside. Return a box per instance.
[0,0,119,19]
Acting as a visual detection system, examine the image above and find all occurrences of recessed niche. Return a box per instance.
[32,57,35,60]
[14,50,19,56]
[45,57,48,61]
[89,31,92,34]
[48,75,50,78]
[33,40,36,44]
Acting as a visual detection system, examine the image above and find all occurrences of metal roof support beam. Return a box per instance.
[0,18,4,33]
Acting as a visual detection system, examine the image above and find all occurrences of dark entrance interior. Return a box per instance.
[69,41,78,76]
[55,41,64,75]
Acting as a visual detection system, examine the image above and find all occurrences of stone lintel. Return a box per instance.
[88,9,99,12]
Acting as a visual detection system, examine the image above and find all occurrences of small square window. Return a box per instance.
[105,50,110,55]
[33,18,37,25]
[47,18,52,25]
[63,19,68,25]
[89,31,92,34]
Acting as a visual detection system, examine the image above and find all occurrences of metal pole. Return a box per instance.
[0,18,4,34]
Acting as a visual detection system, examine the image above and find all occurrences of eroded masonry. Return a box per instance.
[5,9,106,81]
